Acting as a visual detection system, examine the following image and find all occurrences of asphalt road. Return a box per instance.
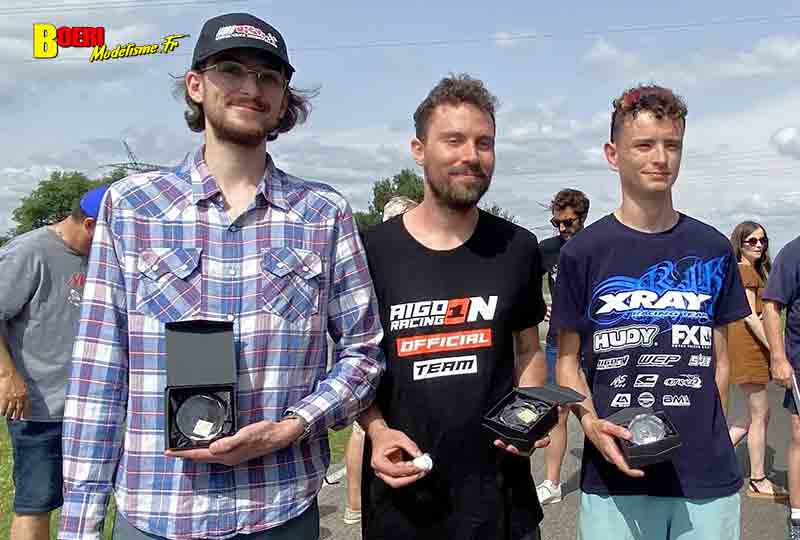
[317,382,793,540]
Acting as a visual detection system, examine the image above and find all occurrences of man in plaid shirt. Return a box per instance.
[59,13,384,540]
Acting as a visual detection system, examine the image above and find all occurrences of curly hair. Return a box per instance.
[610,84,688,143]
[730,221,772,281]
[413,74,499,141]
[550,188,590,217]
[171,67,318,141]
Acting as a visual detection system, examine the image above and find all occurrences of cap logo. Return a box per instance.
[215,25,278,48]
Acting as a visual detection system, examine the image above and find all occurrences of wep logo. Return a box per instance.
[33,24,105,59]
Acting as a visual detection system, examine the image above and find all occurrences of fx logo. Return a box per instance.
[672,325,712,348]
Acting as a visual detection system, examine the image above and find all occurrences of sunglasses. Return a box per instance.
[742,237,768,248]
[551,217,580,228]
[200,60,287,90]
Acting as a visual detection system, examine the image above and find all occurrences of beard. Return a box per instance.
[425,165,491,210]
[205,100,280,148]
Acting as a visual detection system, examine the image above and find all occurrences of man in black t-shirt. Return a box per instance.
[536,188,589,506]
[551,85,749,539]
[359,75,548,540]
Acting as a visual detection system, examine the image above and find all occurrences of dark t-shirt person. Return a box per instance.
[539,235,564,346]
[551,213,749,497]
[361,211,546,539]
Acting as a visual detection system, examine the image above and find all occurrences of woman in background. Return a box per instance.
[728,221,788,500]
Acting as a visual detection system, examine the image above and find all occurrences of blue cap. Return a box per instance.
[79,185,109,219]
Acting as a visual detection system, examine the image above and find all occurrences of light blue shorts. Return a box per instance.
[578,492,740,540]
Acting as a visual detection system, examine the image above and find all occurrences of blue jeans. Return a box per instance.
[7,420,64,514]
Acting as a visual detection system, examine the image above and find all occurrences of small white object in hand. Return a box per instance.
[412,453,433,472]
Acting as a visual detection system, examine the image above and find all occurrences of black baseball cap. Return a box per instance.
[191,13,295,79]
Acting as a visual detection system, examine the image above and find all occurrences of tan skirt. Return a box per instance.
[729,319,770,385]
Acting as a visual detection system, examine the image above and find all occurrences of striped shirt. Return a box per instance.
[59,147,384,540]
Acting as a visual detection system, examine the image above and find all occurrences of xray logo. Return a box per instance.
[593,325,658,353]
[672,325,712,349]
[589,256,727,325]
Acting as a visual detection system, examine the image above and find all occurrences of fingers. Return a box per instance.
[493,439,521,456]
[13,398,25,421]
[533,435,551,449]
[209,433,243,455]
[165,448,219,462]
[597,420,632,441]
[376,470,425,489]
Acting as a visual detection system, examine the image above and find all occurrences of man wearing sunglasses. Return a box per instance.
[551,85,749,539]
[535,188,589,506]
[59,13,383,540]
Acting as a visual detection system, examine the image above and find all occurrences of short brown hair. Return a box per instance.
[610,84,688,143]
[171,66,317,141]
[550,188,590,217]
[413,74,499,141]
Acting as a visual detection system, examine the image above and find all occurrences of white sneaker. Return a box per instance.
[536,480,562,505]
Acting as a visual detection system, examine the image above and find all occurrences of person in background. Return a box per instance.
[0,185,108,540]
[536,187,589,505]
[343,195,418,526]
[763,233,800,540]
[727,221,788,500]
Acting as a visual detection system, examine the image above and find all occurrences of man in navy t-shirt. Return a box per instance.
[551,85,750,540]
[763,237,800,539]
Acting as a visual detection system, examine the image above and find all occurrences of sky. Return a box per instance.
[2,0,800,251]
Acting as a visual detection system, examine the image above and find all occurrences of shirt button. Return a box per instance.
[226,314,235,322]
[228,268,237,276]
[276,262,285,269]
[151,265,159,272]
[302,266,309,272]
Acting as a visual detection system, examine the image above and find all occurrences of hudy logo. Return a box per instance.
[33,24,188,62]
[593,325,658,353]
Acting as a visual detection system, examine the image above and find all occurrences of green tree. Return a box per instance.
[354,169,516,231]
[7,166,127,238]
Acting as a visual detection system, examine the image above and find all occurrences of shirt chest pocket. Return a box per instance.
[136,247,202,323]
[260,247,323,323]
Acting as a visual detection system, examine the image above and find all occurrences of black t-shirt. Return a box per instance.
[538,235,564,344]
[361,210,546,540]
[550,213,749,498]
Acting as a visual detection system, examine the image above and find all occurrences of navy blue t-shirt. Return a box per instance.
[763,236,800,368]
[551,213,750,498]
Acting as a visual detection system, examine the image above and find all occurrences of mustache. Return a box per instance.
[227,99,267,112]
[448,165,488,179]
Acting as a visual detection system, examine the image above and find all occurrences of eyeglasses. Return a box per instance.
[551,217,580,229]
[200,60,287,91]
[742,237,768,248]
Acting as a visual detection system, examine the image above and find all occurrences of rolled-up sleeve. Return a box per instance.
[287,201,384,432]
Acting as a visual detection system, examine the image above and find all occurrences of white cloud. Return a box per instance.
[494,32,519,48]
[583,34,800,87]
[771,126,800,159]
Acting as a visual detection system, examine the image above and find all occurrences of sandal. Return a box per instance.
[747,477,789,500]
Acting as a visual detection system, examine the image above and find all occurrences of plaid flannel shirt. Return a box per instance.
[59,147,384,540]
